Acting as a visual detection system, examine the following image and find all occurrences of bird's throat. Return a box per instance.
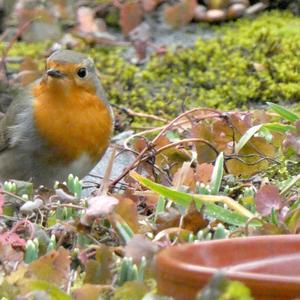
[32,82,113,164]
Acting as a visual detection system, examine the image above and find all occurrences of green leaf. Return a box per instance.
[155,196,166,221]
[263,123,295,134]
[21,280,72,300]
[210,152,224,194]
[221,280,254,300]
[236,125,262,153]
[280,174,300,195]
[267,102,299,123]
[115,221,134,242]
[131,172,258,227]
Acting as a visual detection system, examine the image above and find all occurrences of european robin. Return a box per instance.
[0,50,113,186]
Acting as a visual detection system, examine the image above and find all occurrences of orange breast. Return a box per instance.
[32,82,113,164]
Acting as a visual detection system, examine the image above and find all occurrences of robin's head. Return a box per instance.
[43,50,100,95]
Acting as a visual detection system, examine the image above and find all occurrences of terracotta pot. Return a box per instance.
[156,235,300,300]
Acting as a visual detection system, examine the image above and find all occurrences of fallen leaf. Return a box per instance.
[172,162,195,190]
[124,234,158,263]
[0,243,24,274]
[195,163,214,184]
[119,1,143,36]
[115,197,138,233]
[255,184,284,216]
[81,195,119,226]
[0,231,26,249]
[28,247,70,289]
[77,6,99,34]
[155,207,181,233]
[84,246,113,285]
[191,123,217,164]
[73,284,111,300]
[19,279,71,300]
[182,202,208,233]
[164,0,197,28]
[113,281,149,300]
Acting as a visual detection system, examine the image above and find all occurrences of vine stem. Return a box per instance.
[109,108,222,189]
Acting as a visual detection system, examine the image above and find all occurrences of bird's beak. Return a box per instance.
[46,69,64,78]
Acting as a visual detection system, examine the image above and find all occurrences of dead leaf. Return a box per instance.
[73,284,111,300]
[248,223,289,236]
[255,184,284,216]
[141,0,164,11]
[124,234,158,263]
[119,1,144,36]
[191,123,217,163]
[115,197,138,233]
[77,6,99,34]
[0,243,24,274]
[84,246,113,285]
[113,281,149,300]
[195,163,214,184]
[284,207,300,233]
[28,247,70,288]
[164,0,197,28]
[172,162,195,190]
[155,207,181,232]
[0,231,26,249]
[81,195,119,226]
[182,202,208,233]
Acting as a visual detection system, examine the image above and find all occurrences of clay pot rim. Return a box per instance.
[156,235,300,287]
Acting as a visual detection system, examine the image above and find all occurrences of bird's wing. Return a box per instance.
[0,84,34,152]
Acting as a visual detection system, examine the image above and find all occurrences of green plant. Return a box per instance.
[117,256,147,286]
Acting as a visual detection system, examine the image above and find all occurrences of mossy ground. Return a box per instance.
[3,11,300,126]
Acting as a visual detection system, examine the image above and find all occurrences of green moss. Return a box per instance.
[0,41,49,71]
[4,11,300,126]
[91,11,300,125]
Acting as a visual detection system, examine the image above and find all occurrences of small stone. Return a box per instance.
[245,2,268,16]
[205,9,226,22]
[227,3,247,19]
[229,0,249,6]
[194,5,207,21]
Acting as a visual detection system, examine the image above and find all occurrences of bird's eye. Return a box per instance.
[77,68,87,78]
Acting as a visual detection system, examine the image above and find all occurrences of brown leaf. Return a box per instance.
[155,135,191,175]
[77,6,99,34]
[155,207,181,232]
[115,197,138,233]
[227,136,275,177]
[182,202,208,233]
[285,208,300,233]
[164,0,197,28]
[0,231,26,249]
[141,0,164,11]
[124,234,158,263]
[28,247,70,288]
[73,284,111,300]
[0,243,24,274]
[255,184,284,216]
[119,1,144,36]
[172,162,195,190]
[84,246,113,285]
[191,123,217,164]
[195,163,214,184]
[113,281,149,300]
[81,195,119,226]
[248,223,289,236]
